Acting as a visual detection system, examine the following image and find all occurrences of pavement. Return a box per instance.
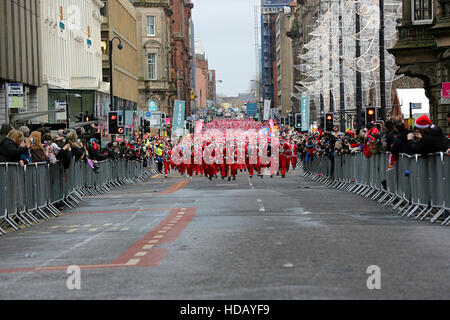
[0,167,449,299]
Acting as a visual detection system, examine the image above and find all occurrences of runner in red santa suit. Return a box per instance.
[163,145,171,177]
[290,140,298,170]
[279,138,292,178]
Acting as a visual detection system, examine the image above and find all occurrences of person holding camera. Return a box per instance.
[407,115,448,158]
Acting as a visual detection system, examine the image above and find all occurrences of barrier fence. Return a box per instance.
[303,152,449,226]
[0,159,150,234]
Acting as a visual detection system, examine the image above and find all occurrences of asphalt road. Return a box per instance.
[0,168,449,299]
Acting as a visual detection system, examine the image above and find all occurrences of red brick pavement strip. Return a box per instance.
[0,207,197,274]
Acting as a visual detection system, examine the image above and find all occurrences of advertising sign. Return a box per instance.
[6,83,24,109]
[301,96,310,132]
[442,83,450,99]
[172,100,186,137]
[148,100,158,111]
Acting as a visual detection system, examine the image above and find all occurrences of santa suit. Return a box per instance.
[290,142,298,170]
[164,149,171,175]
[279,141,292,177]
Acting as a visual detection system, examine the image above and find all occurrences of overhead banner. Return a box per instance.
[172,100,186,137]
[301,96,310,132]
[263,99,271,121]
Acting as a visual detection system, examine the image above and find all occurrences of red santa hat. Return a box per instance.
[415,114,435,129]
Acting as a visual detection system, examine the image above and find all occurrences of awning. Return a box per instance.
[9,110,65,122]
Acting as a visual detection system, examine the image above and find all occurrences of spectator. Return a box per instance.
[0,129,29,166]
[67,131,85,162]
[0,123,13,143]
[407,115,448,157]
[28,131,49,163]
[18,126,30,138]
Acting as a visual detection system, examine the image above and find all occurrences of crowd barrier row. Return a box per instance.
[0,159,151,235]
[303,152,450,226]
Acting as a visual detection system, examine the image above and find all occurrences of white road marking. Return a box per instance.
[259,207,266,212]
[134,252,147,257]
[143,245,154,250]
[148,240,159,244]
[283,263,294,268]
[126,259,140,266]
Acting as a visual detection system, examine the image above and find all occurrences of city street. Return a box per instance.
[0,169,449,300]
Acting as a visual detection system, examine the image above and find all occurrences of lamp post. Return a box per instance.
[109,36,123,112]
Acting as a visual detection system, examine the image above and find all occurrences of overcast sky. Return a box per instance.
[192,0,259,97]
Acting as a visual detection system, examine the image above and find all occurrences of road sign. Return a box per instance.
[144,111,152,120]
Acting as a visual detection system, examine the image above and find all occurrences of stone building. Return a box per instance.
[389,0,450,133]
[132,0,175,117]
[170,0,194,117]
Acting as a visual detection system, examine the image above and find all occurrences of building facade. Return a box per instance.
[38,0,107,125]
[170,0,194,117]
[0,0,42,124]
[389,0,450,133]
[261,0,291,112]
[275,11,294,116]
[132,0,175,119]
[195,53,209,111]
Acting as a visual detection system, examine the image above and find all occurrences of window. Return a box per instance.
[412,0,433,24]
[147,53,157,80]
[146,16,155,36]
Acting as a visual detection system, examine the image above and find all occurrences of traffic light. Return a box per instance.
[84,114,90,122]
[365,107,376,125]
[190,90,195,100]
[325,113,334,132]
[108,111,122,134]
[295,113,301,129]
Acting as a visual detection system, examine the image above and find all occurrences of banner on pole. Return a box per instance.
[301,96,310,132]
[263,99,271,120]
[172,100,186,137]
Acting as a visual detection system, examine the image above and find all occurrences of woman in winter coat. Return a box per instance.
[28,131,49,163]
[0,129,29,166]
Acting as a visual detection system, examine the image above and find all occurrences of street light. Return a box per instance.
[109,36,123,112]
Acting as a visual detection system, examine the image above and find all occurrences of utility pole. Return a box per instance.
[379,0,386,121]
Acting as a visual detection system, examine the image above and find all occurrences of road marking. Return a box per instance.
[88,228,98,232]
[51,225,59,229]
[83,224,92,227]
[148,240,159,244]
[170,220,178,223]
[109,227,118,231]
[126,259,140,266]
[259,207,266,212]
[283,263,294,268]
[257,199,262,203]
[66,229,78,233]
[176,215,183,218]
[158,230,167,233]
[113,223,121,226]
[181,208,187,210]
[134,252,147,257]
[143,245,154,250]
[163,226,172,230]
[103,223,112,227]
[153,235,164,239]
[120,227,129,231]
[167,224,174,227]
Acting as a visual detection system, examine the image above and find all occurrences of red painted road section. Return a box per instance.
[64,208,167,216]
[0,207,197,274]
[157,179,190,195]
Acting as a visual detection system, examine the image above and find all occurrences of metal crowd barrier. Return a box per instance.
[0,159,149,234]
[303,151,450,226]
